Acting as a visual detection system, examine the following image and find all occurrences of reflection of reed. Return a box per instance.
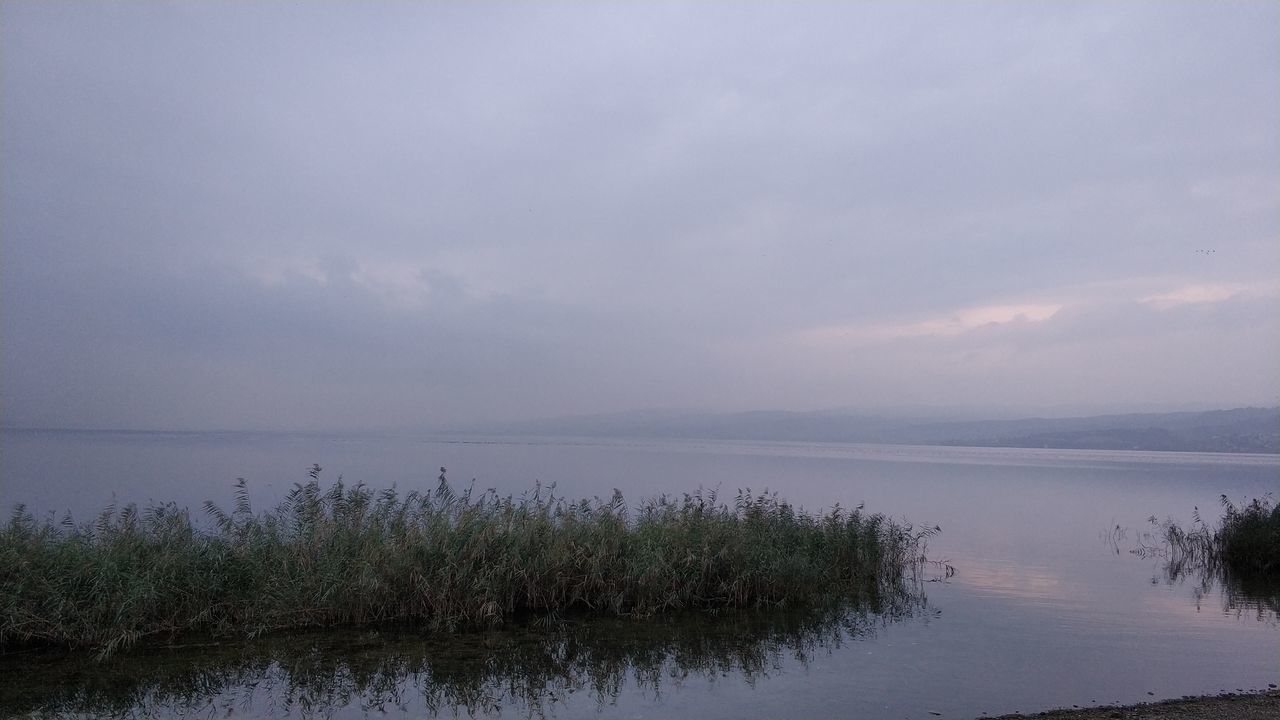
[1154,555,1279,623]
[1120,500,1279,623]
[0,587,935,719]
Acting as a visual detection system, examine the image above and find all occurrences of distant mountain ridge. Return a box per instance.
[464,407,1280,454]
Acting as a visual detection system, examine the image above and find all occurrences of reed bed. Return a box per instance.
[1,468,934,656]
[1154,495,1280,579]
[1137,495,1280,620]
[1215,496,1280,577]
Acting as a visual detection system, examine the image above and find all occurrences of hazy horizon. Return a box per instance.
[4,2,1278,433]
[3,401,1275,437]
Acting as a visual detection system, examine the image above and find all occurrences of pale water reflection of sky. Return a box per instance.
[2,2,1278,432]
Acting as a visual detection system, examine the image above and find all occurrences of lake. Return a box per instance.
[1,429,1277,719]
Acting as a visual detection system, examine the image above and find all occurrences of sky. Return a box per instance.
[2,2,1278,432]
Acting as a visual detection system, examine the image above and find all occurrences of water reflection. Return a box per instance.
[1155,558,1280,623]
[949,557,1069,604]
[1,584,935,719]
[1113,524,1279,623]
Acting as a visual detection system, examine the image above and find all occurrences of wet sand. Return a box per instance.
[983,691,1280,720]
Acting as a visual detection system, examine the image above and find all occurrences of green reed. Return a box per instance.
[0,468,934,656]
[1151,495,1280,578]
[1135,494,1279,620]
[1214,496,1280,577]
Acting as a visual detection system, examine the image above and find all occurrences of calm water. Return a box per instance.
[1,429,1277,719]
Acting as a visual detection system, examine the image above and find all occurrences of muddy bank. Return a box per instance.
[983,691,1280,719]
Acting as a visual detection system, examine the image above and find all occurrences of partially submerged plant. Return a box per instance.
[1214,495,1280,578]
[0,469,936,656]
[1135,494,1279,618]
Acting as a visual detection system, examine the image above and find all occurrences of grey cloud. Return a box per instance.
[3,1,1278,429]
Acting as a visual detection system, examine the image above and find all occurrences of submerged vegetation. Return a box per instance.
[1134,495,1279,618]
[0,467,935,656]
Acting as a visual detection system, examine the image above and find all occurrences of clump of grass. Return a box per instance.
[1138,495,1279,618]
[1214,496,1280,577]
[1148,495,1280,579]
[0,467,934,656]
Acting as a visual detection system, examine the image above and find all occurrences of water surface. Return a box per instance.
[2,429,1276,718]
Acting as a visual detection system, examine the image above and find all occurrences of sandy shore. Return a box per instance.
[982,691,1280,719]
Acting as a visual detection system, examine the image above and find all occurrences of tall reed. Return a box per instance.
[1136,495,1279,619]
[1149,495,1280,579]
[1,469,934,656]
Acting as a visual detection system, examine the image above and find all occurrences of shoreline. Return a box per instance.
[983,691,1280,719]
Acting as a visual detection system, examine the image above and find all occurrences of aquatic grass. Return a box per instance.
[1214,495,1280,577]
[1134,495,1280,619]
[1145,495,1280,578]
[0,468,934,656]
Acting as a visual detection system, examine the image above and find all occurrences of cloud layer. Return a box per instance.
[3,2,1277,430]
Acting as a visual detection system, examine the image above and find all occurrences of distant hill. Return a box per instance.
[922,407,1280,453]
[463,407,1280,454]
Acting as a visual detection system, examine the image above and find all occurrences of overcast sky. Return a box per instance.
[2,2,1277,431]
